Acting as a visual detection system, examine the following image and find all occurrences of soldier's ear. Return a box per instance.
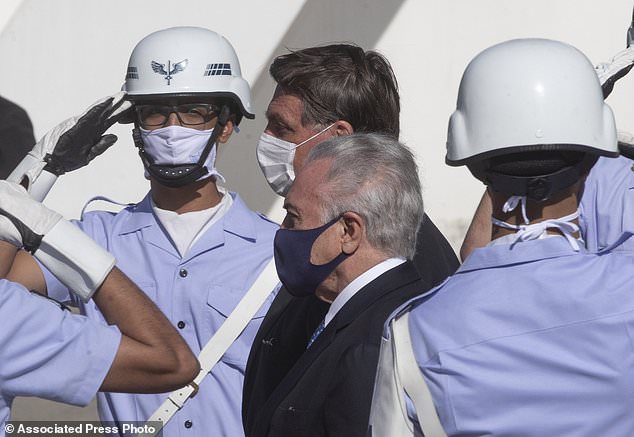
[217,121,234,144]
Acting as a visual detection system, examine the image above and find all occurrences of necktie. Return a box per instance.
[307,319,325,348]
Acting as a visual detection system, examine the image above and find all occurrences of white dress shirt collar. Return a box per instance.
[324,257,406,327]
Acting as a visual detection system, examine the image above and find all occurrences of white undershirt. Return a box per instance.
[152,187,233,257]
[324,257,406,327]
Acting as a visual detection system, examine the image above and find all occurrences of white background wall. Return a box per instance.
[1,1,634,251]
[3,0,634,420]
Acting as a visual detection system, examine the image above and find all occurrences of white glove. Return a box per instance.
[0,181,115,302]
[595,46,634,98]
[7,91,133,201]
[0,181,62,249]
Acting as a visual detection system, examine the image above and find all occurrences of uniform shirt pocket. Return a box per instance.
[205,284,273,366]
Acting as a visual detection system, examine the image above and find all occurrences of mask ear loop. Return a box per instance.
[295,123,336,149]
[502,195,530,224]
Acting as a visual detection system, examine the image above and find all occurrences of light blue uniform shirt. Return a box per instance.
[580,155,634,252]
[44,192,277,437]
[407,236,634,436]
[0,280,120,436]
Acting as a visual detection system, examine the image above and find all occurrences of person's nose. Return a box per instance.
[165,112,181,127]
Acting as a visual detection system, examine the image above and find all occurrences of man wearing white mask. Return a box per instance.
[4,27,277,437]
[243,43,459,435]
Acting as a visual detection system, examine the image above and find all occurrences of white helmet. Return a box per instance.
[123,26,254,122]
[446,38,617,166]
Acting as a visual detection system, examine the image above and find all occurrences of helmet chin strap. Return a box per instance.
[484,153,597,202]
[133,105,231,188]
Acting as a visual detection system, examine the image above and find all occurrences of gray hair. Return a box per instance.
[305,133,424,260]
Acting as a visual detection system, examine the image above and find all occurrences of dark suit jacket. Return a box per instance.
[0,96,35,179]
[411,213,459,286]
[243,214,458,436]
[245,261,429,437]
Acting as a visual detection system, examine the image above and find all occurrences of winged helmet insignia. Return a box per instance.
[151,59,188,85]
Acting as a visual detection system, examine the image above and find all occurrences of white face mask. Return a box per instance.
[140,125,224,182]
[256,124,335,196]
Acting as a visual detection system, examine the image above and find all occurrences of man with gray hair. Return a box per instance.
[248,132,430,437]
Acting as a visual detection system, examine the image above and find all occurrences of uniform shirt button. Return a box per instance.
[177,321,186,329]
[184,420,193,429]
[179,269,188,278]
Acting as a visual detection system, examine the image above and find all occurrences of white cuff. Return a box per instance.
[34,220,115,302]
[29,171,58,202]
[7,155,58,202]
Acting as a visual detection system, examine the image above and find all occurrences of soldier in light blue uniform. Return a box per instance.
[41,190,276,435]
[370,39,634,436]
[0,280,112,430]
[0,180,198,436]
[4,27,277,436]
[0,282,119,437]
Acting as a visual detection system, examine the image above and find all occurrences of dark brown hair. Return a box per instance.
[270,44,400,138]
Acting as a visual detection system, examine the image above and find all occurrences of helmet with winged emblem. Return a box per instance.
[123,26,253,123]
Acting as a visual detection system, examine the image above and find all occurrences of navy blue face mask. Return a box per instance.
[274,215,351,297]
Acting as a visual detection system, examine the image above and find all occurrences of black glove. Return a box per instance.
[41,91,133,175]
